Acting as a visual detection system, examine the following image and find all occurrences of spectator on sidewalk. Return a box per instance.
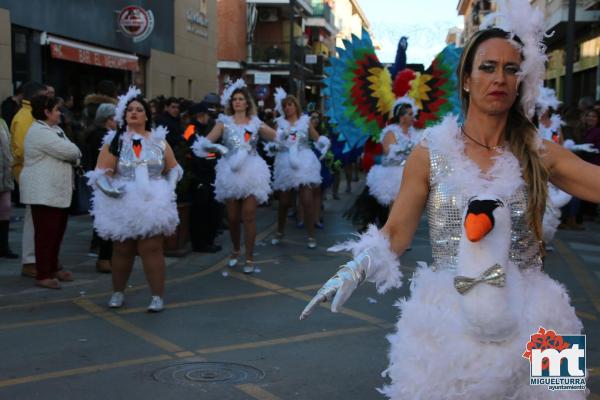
[183,102,222,253]
[1,85,23,127]
[155,97,183,148]
[0,117,17,258]
[20,95,81,289]
[82,80,118,129]
[581,109,600,220]
[83,103,116,273]
[10,81,47,278]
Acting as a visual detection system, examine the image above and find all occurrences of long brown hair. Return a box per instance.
[225,88,257,117]
[458,28,548,242]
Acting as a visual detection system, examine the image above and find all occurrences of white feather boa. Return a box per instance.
[424,115,524,208]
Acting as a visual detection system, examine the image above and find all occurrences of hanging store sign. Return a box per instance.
[42,33,139,72]
[254,72,271,85]
[117,6,155,43]
[186,8,209,38]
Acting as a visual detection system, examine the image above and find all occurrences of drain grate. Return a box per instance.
[152,362,264,387]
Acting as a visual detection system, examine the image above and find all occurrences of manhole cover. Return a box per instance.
[153,362,264,387]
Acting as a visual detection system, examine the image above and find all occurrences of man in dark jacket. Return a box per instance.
[183,102,222,253]
[156,97,183,148]
[1,85,23,127]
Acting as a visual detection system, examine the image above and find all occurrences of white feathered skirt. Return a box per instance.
[273,148,322,191]
[366,164,404,206]
[91,179,179,241]
[214,152,272,204]
[379,263,585,400]
[543,185,572,243]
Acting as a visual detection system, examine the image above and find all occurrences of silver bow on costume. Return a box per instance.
[453,264,506,295]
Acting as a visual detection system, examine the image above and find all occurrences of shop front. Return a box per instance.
[0,0,217,105]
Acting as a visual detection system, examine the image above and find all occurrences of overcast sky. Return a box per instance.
[360,1,464,67]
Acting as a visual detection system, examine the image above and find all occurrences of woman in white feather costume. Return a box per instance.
[87,88,182,312]
[300,1,599,398]
[191,80,276,274]
[366,99,420,207]
[270,90,330,249]
[535,87,599,244]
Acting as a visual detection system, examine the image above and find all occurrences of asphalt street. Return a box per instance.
[0,180,598,399]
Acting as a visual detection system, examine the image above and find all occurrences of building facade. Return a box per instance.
[0,0,217,103]
[534,0,600,102]
[216,0,344,113]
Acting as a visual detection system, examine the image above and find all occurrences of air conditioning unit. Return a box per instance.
[258,8,278,22]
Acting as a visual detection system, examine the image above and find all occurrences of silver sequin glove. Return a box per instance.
[96,173,125,198]
[569,143,599,154]
[191,136,229,157]
[165,165,183,191]
[299,250,371,320]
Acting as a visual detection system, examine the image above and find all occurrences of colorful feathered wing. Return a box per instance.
[324,29,395,148]
[393,44,463,129]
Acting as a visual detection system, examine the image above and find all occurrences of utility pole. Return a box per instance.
[289,0,296,95]
[564,0,576,106]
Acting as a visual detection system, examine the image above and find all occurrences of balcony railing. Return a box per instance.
[310,1,335,26]
[251,41,291,64]
[251,38,311,65]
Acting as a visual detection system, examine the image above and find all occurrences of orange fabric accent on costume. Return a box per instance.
[552,133,559,143]
[244,131,251,142]
[132,142,142,158]
[183,125,195,141]
[464,213,493,242]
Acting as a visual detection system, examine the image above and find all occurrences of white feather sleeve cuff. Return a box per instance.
[315,136,331,158]
[328,225,402,293]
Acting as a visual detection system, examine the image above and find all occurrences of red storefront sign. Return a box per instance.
[45,34,139,72]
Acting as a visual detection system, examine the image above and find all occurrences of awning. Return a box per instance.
[41,33,139,72]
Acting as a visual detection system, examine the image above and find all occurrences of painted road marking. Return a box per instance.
[236,383,283,400]
[555,239,600,314]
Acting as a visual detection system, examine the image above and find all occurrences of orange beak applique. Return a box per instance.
[464,213,493,242]
[244,131,252,142]
[132,139,143,158]
[463,198,504,242]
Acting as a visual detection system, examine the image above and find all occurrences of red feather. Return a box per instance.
[393,69,416,98]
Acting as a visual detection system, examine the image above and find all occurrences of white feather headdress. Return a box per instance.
[220,78,247,107]
[536,85,560,114]
[480,0,549,119]
[274,87,287,116]
[393,96,418,116]
[115,86,142,128]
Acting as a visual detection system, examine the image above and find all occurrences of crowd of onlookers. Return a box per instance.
[5,78,596,287]
[555,96,600,229]
[0,80,356,288]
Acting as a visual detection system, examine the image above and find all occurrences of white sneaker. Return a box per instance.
[147,296,164,313]
[307,237,317,249]
[242,262,255,274]
[108,292,124,308]
[271,232,284,245]
[228,252,239,268]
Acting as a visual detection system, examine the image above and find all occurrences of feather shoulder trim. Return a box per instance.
[424,115,524,201]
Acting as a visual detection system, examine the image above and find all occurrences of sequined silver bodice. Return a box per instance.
[426,148,543,271]
[381,126,417,167]
[116,134,165,180]
[278,116,311,150]
[221,118,259,155]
